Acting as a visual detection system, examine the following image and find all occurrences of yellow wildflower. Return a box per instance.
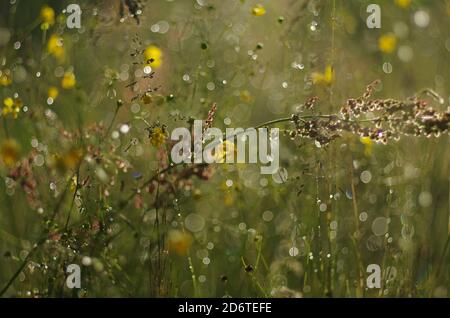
[239,90,253,103]
[251,4,266,16]
[0,71,12,86]
[360,137,373,157]
[54,148,83,171]
[167,230,192,256]
[144,45,162,68]
[70,176,78,192]
[63,149,83,169]
[378,33,397,54]
[2,97,22,119]
[3,97,13,109]
[61,72,76,89]
[40,5,55,26]
[394,0,411,9]
[224,192,234,206]
[220,180,235,205]
[47,34,65,60]
[0,139,20,167]
[48,86,59,100]
[141,93,153,104]
[312,65,334,85]
[149,127,167,147]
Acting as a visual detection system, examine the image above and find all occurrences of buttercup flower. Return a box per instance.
[48,86,59,100]
[149,127,167,147]
[251,4,266,16]
[360,136,373,156]
[0,71,12,86]
[141,93,153,104]
[144,45,162,68]
[47,34,65,60]
[240,90,253,103]
[167,230,193,256]
[395,0,411,9]
[2,97,22,119]
[53,149,83,172]
[224,191,234,206]
[0,139,20,167]
[61,72,76,89]
[40,5,55,25]
[312,65,334,85]
[378,33,397,54]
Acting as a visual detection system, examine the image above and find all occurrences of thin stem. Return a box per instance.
[105,104,121,137]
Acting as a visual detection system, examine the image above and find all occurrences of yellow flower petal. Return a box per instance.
[47,34,65,61]
[251,4,266,16]
[312,65,334,85]
[395,0,411,9]
[360,137,373,156]
[378,33,397,54]
[150,127,167,147]
[168,230,192,256]
[0,72,12,86]
[48,86,59,99]
[239,90,253,103]
[40,5,55,25]
[1,139,20,167]
[144,45,163,68]
[3,97,13,108]
[61,72,76,89]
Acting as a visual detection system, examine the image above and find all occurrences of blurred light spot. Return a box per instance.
[359,212,368,222]
[372,217,389,236]
[120,124,130,134]
[382,62,393,74]
[418,191,432,207]
[262,210,273,222]
[414,10,430,28]
[185,213,205,232]
[360,170,372,183]
[289,247,299,257]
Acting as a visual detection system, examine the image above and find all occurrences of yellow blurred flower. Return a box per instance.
[342,10,357,34]
[2,97,22,119]
[214,140,236,163]
[360,136,373,156]
[40,5,55,25]
[48,86,59,100]
[240,90,253,103]
[251,4,266,16]
[167,230,192,256]
[149,127,167,147]
[3,97,13,109]
[378,33,397,54]
[1,139,20,167]
[54,148,83,171]
[395,0,411,9]
[224,192,234,206]
[70,176,78,192]
[312,65,334,85]
[0,71,12,86]
[141,93,153,104]
[144,45,162,68]
[63,148,83,169]
[61,72,76,89]
[47,34,65,60]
